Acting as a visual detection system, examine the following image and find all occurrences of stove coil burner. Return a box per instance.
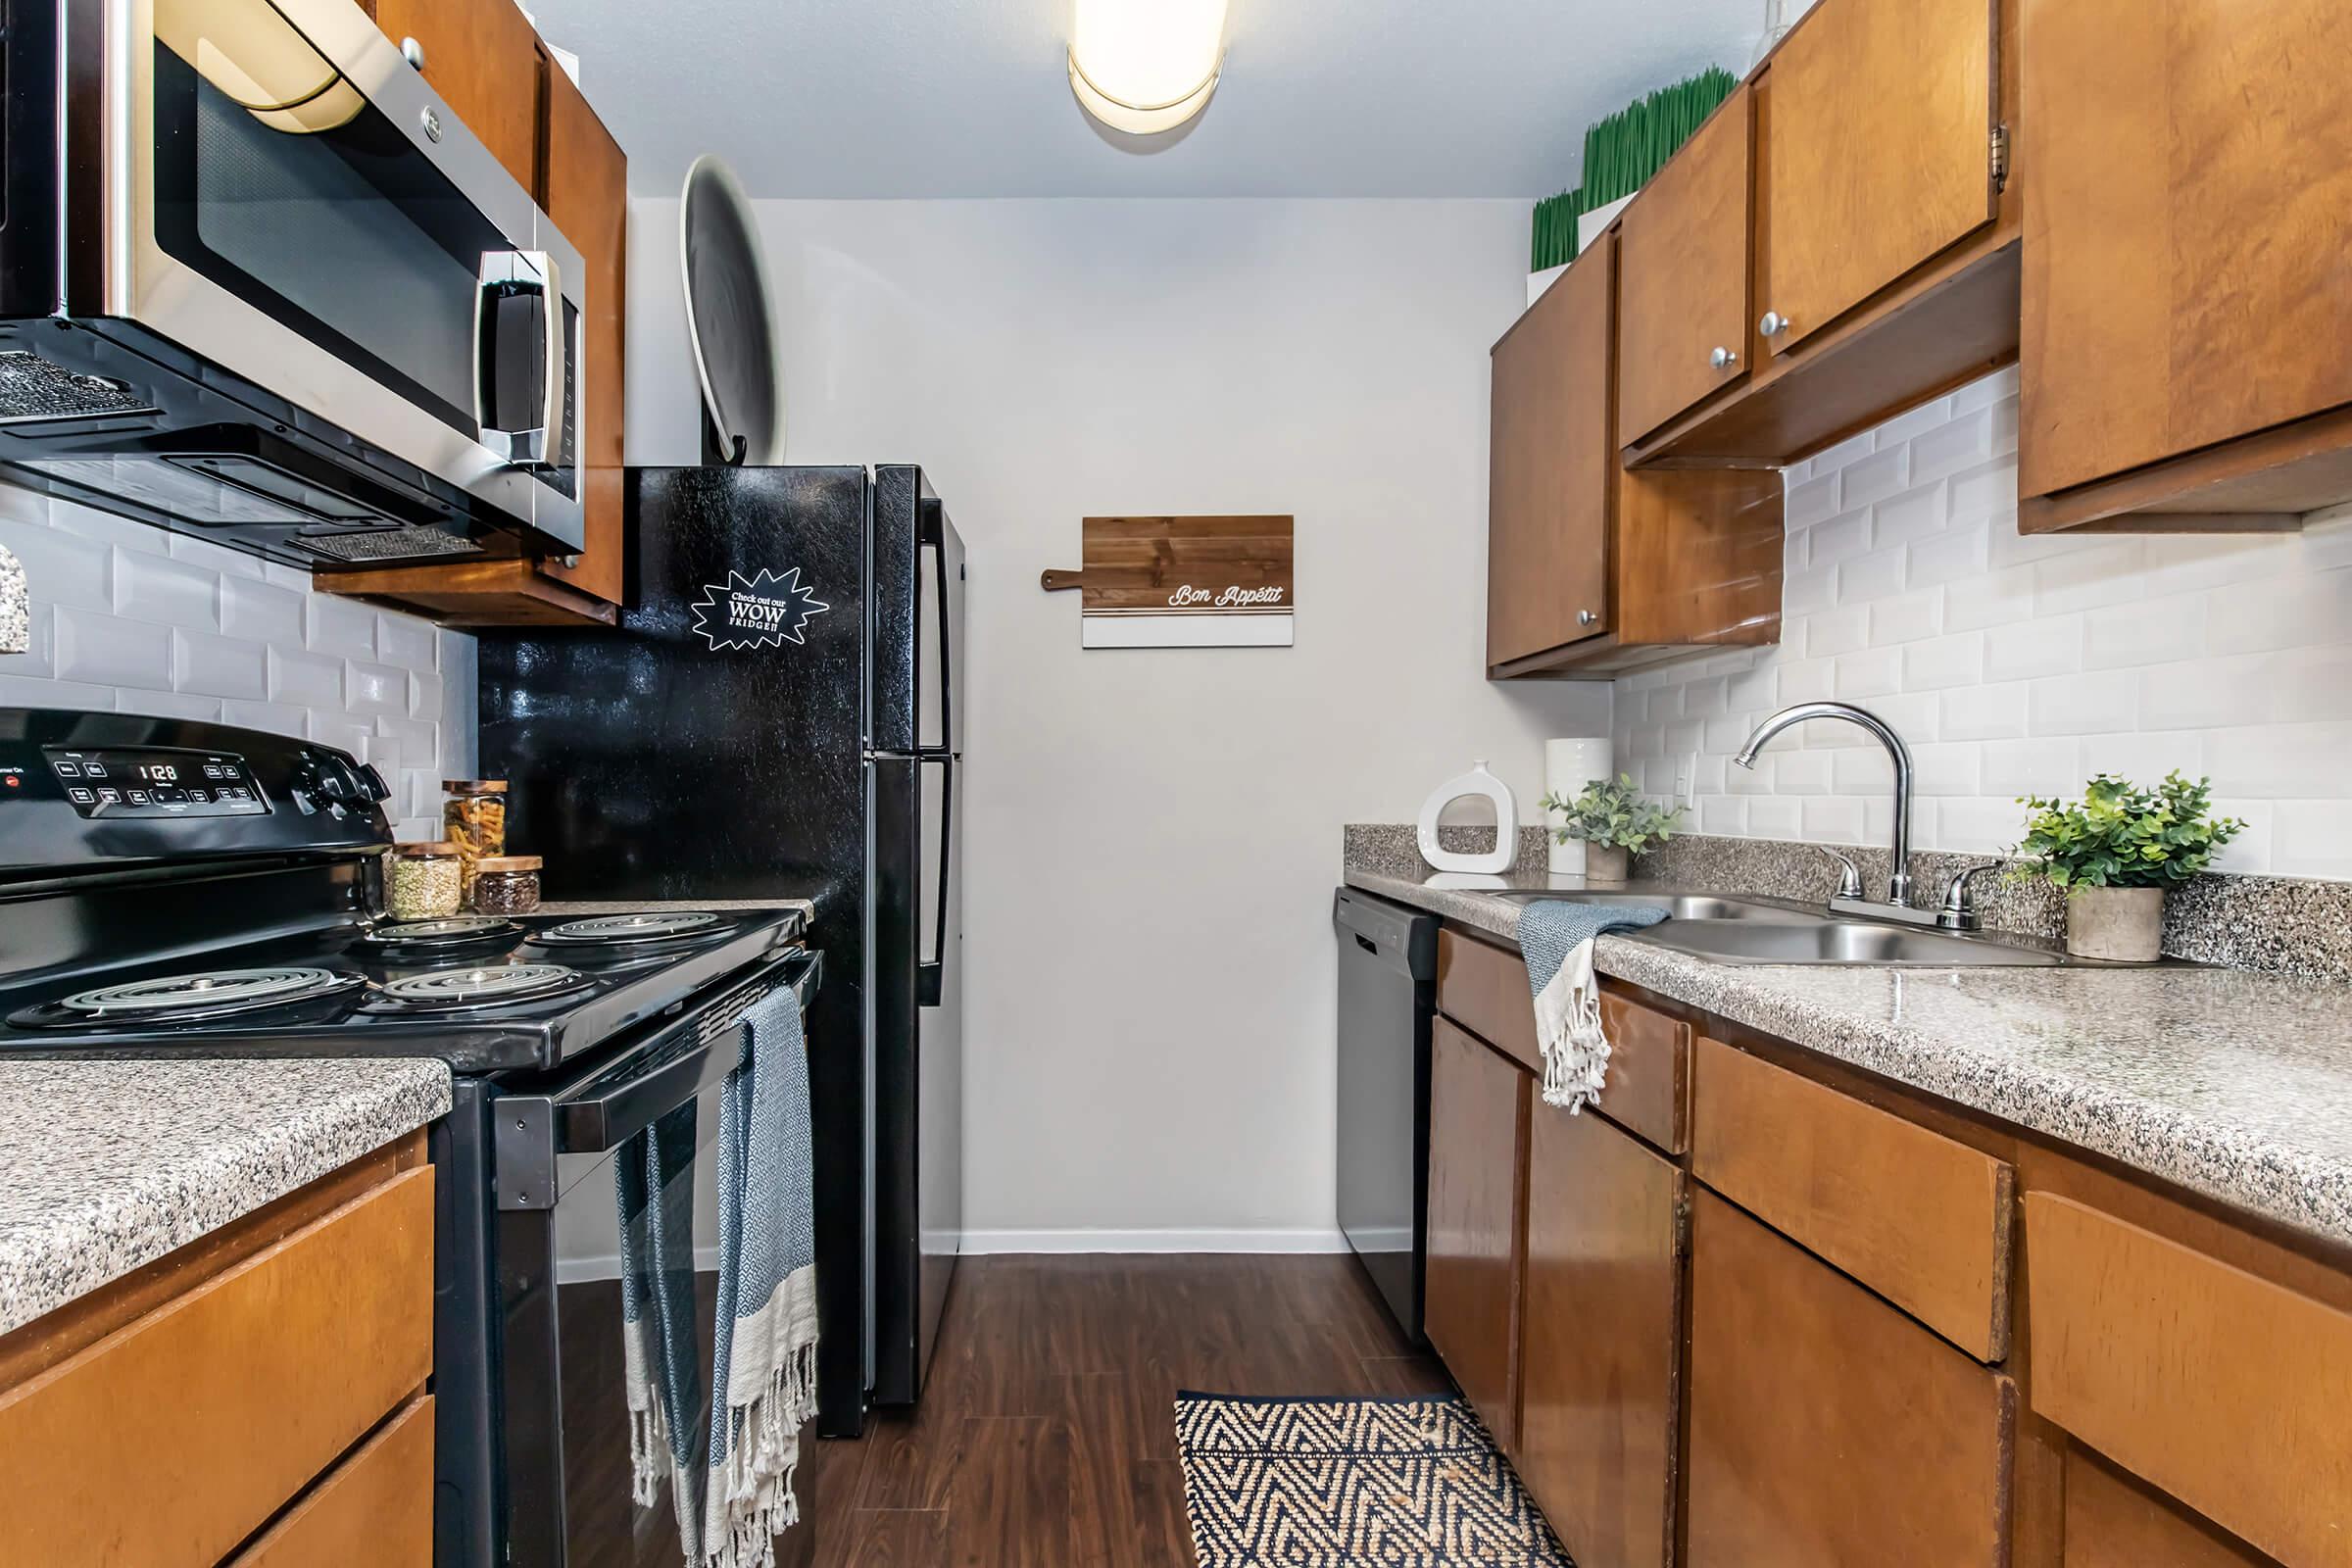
[360,915,523,948]
[536,911,726,946]
[374,962,586,1010]
[60,966,360,1020]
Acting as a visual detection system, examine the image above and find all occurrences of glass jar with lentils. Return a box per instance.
[442,779,509,907]
[388,841,464,920]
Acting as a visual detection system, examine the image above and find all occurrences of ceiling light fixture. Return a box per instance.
[1068,0,1229,136]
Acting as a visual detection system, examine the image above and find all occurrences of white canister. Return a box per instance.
[1544,738,1613,875]
[1416,760,1519,874]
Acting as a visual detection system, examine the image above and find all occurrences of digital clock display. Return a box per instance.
[41,746,268,819]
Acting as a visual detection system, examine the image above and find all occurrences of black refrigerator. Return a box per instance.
[476,464,963,1438]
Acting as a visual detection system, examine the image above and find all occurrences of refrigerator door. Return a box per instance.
[867,752,961,1406]
[870,466,963,757]
[475,464,877,1439]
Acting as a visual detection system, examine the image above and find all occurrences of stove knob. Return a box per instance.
[357,762,392,802]
[317,768,356,802]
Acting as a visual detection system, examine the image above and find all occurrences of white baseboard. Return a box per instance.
[961,1228,1351,1255]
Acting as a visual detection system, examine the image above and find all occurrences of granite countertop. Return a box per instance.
[1346,866,2352,1253]
[0,1058,451,1335]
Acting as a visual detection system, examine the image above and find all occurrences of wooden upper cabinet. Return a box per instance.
[1617,85,1753,446]
[1424,1017,1530,1455]
[366,0,545,192]
[1517,1104,1684,1568]
[1686,1191,2015,1568]
[1758,0,1998,358]
[1488,241,1612,666]
[1487,236,1786,679]
[537,63,628,608]
[2019,0,2352,529]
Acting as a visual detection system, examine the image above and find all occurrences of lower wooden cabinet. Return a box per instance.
[0,1136,433,1568]
[1516,1102,1685,1568]
[1424,1014,1531,1453]
[1685,1190,2014,1567]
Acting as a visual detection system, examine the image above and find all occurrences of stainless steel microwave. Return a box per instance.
[0,0,586,569]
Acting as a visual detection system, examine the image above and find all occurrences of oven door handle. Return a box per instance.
[492,950,818,1207]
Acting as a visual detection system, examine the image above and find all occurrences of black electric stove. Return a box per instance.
[0,905,805,1071]
[0,709,826,1568]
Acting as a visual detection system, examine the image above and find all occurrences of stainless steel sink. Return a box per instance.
[1490,889,2071,965]
[1640,919,2065,967]
[1487,891,1817,923]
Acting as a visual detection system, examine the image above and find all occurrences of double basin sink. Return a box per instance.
[1490,889,2070,967]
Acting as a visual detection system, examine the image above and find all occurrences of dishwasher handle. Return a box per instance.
[1333,887,1438,981]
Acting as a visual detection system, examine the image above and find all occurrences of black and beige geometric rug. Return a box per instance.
[1175,1392,1573,1566]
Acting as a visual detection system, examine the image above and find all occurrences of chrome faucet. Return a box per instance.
[1735,702,1928,921]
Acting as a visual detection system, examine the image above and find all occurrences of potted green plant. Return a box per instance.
[2009,771,2245,961]
[1541,773,1684,885]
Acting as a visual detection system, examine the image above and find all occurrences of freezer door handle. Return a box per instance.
[921,509,954,754]
[918,755,954,1007]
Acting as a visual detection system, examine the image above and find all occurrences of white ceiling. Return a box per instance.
[528,0,1767,199]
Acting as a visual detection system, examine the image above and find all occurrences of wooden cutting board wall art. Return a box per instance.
[1041,515,1294,648]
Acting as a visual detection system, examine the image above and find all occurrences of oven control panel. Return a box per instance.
[42,746,270,818]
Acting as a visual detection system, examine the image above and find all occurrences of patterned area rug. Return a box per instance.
[1175,1392,1573,1566]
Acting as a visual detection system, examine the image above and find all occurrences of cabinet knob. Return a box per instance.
[400,35,426,70]
[1578,609,1598,627]
[1710,345,1738,369]
[1759,310,1789,337]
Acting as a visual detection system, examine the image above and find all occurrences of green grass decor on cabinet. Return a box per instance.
[1531,67,1739,270]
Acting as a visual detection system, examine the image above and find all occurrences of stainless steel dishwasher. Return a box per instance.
[1333,886,1439,1343]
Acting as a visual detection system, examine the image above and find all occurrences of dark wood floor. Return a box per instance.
[786,1253,1450,1568]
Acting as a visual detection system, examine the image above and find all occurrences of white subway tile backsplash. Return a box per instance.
[1901,631,1984,691]
[1983,613,2083,682]
[56,608,170,688]
[1838,444,1910,511]
[219,575,304,644]
[1787,472,1840,530]
[0,517,109,610]
[2083,596,2204,670]
[1938,678,2030,741]
[172,628,268,700]
[0,480,466,779]
[117,689,221,723]
[304,594,377,660]
[113,548,218,629]
[1611,365,2352,878]
[2027,668,2138,737]
[343,660,409,718]
[376,612,437,669]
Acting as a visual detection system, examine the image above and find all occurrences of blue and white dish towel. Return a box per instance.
[1516,900,1671,1112]
[619,982,820,1568]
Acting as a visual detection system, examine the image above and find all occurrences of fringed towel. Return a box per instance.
[702,984,821,1568]
[616,982,819,1568]
[1516,900,1671,1112]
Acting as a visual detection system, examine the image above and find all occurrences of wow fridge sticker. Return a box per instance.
[690,567,832,651]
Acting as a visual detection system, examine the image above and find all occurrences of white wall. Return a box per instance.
[0,482,473,840]
[1616,366,2352,879]
[629,198,1609,1248]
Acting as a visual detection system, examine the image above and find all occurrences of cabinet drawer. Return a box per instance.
[0,1167,433,1567]
[1692,1037,2011,1360]
[2026,1193,2352,1568]
[1438,928,1544,1074]
[1437,931,1690,1148]
[2062,1445,2273,1568]
[229,1396,434,1568]
[1688,1190,2015,1567]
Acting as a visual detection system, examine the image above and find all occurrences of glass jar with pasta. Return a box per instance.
[441,779,509,907]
